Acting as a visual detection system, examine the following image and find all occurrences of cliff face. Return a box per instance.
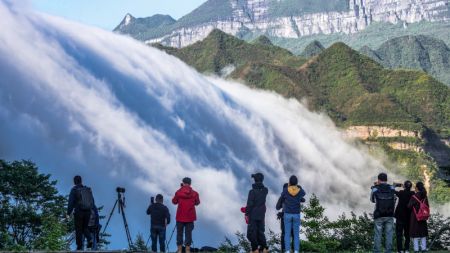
[119,0,450,47]
[345,126,422,139]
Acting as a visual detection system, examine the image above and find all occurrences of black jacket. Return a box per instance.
[394,189,415,224]
[245,182,268,221]
[146,202,171,227]
[67,184,91,215]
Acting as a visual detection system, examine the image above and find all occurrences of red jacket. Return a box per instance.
[172,185,200,222]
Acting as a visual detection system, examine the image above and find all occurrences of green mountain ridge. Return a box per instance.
[155,30,450,172]
[300,40,325,58]
[359,35,450,87]
[270,21,450,54]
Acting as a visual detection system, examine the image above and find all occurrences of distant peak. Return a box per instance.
[123,13,135,26]
[253,35,273,46]
[300,40,325,57]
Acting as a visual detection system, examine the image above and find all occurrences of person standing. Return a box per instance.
[395,181,414,253]
[67,175,95,250]
[276,183,305,253]
[408,182,430,253]
[245,173,269,253]
[147,194,171,252]
[172,177,200,253]
[279,176,306,253]
[371,173,396,253]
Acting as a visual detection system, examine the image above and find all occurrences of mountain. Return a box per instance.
[300,40,325,58]
[155,29,306,74]
[157,31,450,168]
[115,0,450,48]
[360,35,450,86]
[252,35,273,46]
[114,14,176,40]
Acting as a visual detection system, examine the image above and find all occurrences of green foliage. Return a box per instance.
[0,160,70,250]
[361,35,450,87]
[331,212,374,251]
[32,216,68,251]
[428,213,450,250]
[302,194,340,252]
[271,21,450,56]
[162,29,306,74]
[131,232,148,251]
[162,33,450,137]
[300,40,325,58]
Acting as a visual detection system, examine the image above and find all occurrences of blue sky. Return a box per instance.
[31,0,207,30]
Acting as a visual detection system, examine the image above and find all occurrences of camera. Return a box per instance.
[150,197,155,204]
[116,187,126,193]
[277,212,284,220]
[393,182,403,188]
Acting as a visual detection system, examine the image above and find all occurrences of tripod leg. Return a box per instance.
[102,199,118,234]
[119,200,133,249]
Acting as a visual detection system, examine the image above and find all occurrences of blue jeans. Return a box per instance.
[284,213,300,252]
[374,217,394,253]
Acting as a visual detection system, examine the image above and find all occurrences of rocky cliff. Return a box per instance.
[345,126,422,139]
[115,0,450,48]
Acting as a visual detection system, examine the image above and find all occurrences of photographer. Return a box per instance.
[370,173,396,253]
[276,183,306,253]
[147,194,171,252]
[172,177,200,253]
[279,176,305,253]
[246,173,269,253]
[67,175,95,250]
[394,181,414,253]
[408,181,430,253]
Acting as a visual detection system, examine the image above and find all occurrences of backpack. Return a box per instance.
[374,185,396,218]
[76,186,94,211]
[412,195,430,221]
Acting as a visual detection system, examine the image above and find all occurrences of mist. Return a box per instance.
[0,1,386,248]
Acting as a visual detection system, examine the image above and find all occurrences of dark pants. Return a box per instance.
[396,221,410,252]
[176,222,194,246]
[75,210,92,250]
[151,226,166,252]
[247,219,267,251]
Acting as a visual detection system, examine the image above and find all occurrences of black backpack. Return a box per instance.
[374,185,396,218]
[76,186,95,211]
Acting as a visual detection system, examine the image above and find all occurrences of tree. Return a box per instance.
[131,232,147,251]
[331,212,374,251]
[428,213,450,250]
[301,194,339,252]
[0,160,71,250]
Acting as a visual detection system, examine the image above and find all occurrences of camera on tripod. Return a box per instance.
[103,186,133,249]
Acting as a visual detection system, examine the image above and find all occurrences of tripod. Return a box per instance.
[102,189,133,249]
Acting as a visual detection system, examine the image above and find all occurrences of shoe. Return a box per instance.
[87,240,93,249]
[177,245,182,253]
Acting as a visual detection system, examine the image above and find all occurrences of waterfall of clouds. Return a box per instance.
[0,1,386,247]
